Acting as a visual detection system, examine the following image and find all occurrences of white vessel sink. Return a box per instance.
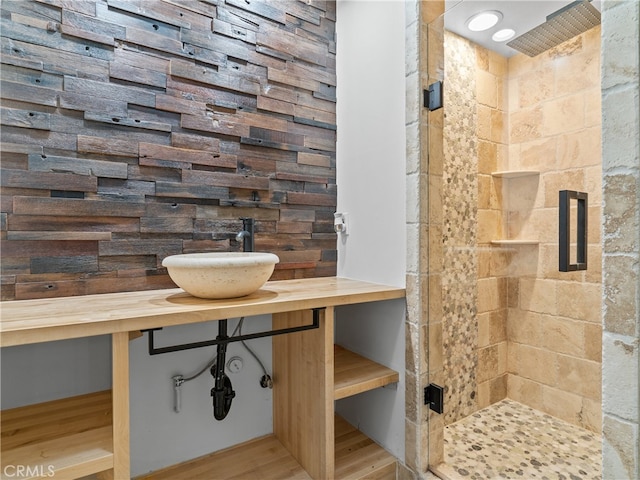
[162,252,280,299]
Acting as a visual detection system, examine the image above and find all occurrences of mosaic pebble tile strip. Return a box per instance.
[433,399,601,479]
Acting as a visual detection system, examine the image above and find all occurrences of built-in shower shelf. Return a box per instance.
[0,390,114,479]
[491,170,540,178]
[334,345,399,400]
[491,239,539,245]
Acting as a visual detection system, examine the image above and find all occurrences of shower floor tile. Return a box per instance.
[434,399,601,480]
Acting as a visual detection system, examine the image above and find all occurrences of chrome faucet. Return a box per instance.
[236,217,254,252]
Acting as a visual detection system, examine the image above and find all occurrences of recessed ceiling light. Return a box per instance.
[466,11,502,32]
[492,28,516,42]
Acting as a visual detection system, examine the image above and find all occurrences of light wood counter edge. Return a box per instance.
[0,277,405,347]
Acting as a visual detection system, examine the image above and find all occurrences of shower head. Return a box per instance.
[507,0,601,57]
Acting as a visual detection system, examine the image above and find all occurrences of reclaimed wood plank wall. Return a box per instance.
[0,0,337,300]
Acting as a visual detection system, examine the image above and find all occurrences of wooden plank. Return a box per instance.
[334,416,396,480]
[0,80,58,107]
[84,112,172,132]
[182,169,269,190]
[1,391,112,449]
[0,38,110,80]
[6,215,139,233]
[59,91,128,117]
[61,8,126,40]
[106,0,192,29]
[181,113,251,138]
[257,24,327,67]
[63,76,155,108]
[60,23,116,46]
[112,332,130,480]
[0,427,114,479]
[1,168,97,192]
[139,142,233,169]
[1,240,98,261]
[1,390,114,480]
[28,153,128,179]
[77,135,139,158]
[13,197,145,217]
[333,346,399,400]
[273,308,334,480]
[135,435,311,480]
[109,62,166,89]
[154,181,230,200]
[8,231,111,241]
[224,0,286,24]
[0,278,405,346]
[170,132,219,151]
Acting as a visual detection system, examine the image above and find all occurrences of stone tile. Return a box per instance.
[516,137,557,172]
[542,93,586,137]
[507,374,542,408]
[602,333,639,423]
[510,106,542,144]
[556,281,602,323]
[476,69,497,108]
[602,87,640,170]
[601,0,640,89]
[557,127,602,169]
[543,169,585,208]
[518,65,554,109]
[541,385,583,425]
[603,414,639,479]
[443,399,601,478]
[507,309,544,348]
[542,316,585,358]
[555,45,600,97]
[556,354,601,400]
[519,278,557,315]
[603,174,639,254]
[603,255,638,336]
[584,322,602,362]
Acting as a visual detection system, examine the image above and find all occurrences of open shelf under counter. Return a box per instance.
[134,416,396,480]
[0,391,114,479]
[491,170,540,178]
[334,345,399,400]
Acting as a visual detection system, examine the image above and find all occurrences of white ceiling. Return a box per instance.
[444,0,602,57]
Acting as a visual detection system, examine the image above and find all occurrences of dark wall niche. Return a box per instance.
[0,0,338,300]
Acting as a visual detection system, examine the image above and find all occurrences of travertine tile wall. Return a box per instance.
[475,41,510,412]
[600,0,640,477]
[506,27,603,433]
[438,32,510,425]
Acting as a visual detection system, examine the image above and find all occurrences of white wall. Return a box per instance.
[336,0,407,288]
[335,0,407,462]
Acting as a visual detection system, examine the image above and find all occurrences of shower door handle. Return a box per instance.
[559,190,588,272]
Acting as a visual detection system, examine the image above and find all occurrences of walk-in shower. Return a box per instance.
[427,1,603,477]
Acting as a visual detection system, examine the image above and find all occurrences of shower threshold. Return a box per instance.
[431,399,601,480]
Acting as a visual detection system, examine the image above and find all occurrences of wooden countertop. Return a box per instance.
[0,277,405,347]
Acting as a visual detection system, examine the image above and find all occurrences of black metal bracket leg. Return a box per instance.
[142,308,324,356]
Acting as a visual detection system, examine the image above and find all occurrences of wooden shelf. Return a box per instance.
[134,416,396,480]
[490,240,539,245]
[334,346,399,400]
[491,170,540,178]
[334,415,396,479]
[134,434,311,480]
[1,391,113,479]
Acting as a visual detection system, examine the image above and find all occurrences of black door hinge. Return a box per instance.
[424,383,444,414]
